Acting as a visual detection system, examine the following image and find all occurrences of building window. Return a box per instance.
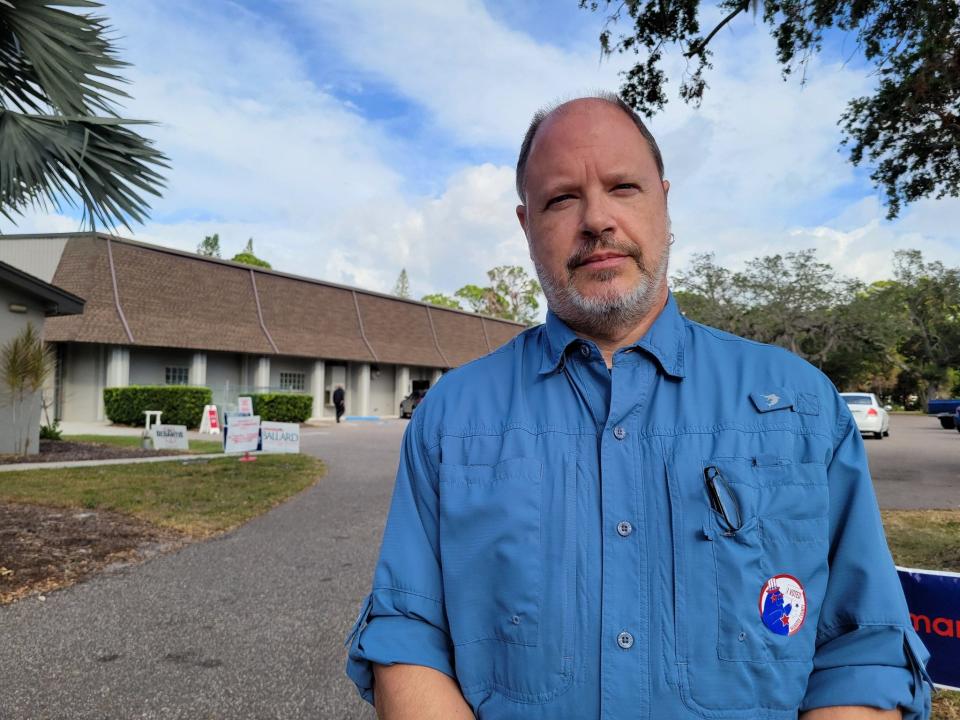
[280,371,305,392]
[165,366,189,385]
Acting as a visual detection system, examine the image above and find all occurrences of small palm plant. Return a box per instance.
[1,322,54,454]
[0,0,168,228]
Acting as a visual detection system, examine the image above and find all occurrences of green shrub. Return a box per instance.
[249,393,312,423]
[103,386,212,428]
[40,421,62,440]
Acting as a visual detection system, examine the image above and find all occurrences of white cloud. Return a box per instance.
[3,0,958,312]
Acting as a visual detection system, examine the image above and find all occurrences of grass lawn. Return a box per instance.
[63,434,224,454]
[883,510,960,718]
[0,453,324,535]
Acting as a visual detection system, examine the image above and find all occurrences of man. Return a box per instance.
[333,385,345,424]
[346,94,932,719]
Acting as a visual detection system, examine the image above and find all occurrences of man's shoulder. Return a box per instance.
[435,324,542,390]
[685,318,826,376]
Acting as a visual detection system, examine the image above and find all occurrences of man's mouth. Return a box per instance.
[576,252,630,270]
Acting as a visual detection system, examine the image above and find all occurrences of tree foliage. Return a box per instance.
[197,233,221,258]
[393,268,411,298]
[672,248,960,407]
[421,293,462,310]
[231,238,271,269]
[581,0,960,218]
[0,0,168,228]
[423,266,542,325]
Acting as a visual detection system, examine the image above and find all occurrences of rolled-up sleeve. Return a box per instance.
[800,404,933,718]
[345,408,455,705]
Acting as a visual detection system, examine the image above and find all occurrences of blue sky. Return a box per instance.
[7,0,959,304]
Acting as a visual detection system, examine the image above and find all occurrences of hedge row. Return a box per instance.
[249,393,312,423]
[103,386,212,428]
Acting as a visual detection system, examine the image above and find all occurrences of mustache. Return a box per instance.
[566,233,643,274]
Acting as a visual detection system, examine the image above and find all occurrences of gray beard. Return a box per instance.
[534,241,669,339]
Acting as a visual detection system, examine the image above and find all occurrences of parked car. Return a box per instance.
[927,398,960,429]
[399,390,427,419]
[840,392,890,439]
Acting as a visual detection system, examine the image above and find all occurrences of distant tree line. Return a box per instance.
[673,249,960,408]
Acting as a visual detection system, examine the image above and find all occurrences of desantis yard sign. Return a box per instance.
[150,424,189,451]
[260,422,300,454]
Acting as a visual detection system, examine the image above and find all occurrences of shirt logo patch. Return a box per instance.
[764,393,780,407]
[759,575,807,636]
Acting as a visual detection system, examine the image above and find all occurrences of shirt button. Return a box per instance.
[617,631,634,649]
[617,521,633,537]
[580,344,591,358]
[613,426,626,440]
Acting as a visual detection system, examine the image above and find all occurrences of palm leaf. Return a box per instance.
[0,0,128,116]
[0,1,168,228]
[0,110,168,228]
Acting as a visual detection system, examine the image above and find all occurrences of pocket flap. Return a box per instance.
[750,388,794,413]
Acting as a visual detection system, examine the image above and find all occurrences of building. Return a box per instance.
[0,260,84,452]
[0,233,524,423]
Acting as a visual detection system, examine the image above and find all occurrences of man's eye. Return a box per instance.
[612,183,639,193]
[545,194,574,209]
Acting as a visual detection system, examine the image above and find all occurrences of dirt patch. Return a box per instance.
[0,502,187,604]
[0,439,187,465]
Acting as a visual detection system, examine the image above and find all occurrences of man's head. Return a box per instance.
[516,93,671,339]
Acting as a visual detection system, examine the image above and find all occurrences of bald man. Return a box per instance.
[346,94,932,720]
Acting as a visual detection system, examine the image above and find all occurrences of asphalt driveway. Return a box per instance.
[0,421,397,720]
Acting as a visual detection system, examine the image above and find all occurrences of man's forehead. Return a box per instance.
[525,100,655,177]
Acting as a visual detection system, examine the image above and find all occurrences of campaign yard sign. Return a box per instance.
[898,566,960,690]
[237,396,254,416]
[260,422,300,454]
[224,415,261,454]
[150,424,189,451]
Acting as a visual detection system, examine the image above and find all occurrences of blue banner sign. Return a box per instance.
[898,566,960,690]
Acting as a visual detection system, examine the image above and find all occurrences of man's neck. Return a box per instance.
[569,290,669,369]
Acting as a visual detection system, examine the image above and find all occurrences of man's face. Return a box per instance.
[517,100,671,335]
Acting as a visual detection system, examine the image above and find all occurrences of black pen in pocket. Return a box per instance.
[703,465,743,535]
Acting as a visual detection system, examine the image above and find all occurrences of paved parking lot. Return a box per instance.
[863,412,960,510]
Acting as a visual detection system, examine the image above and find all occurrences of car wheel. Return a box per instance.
[884,430,890,437]
[874,431,883,439]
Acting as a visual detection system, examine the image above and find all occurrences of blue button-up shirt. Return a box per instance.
[346,294,932,719]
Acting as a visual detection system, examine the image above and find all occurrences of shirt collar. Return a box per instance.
[538,292,687,379]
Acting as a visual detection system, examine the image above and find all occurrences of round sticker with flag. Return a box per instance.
[759,575,807,636]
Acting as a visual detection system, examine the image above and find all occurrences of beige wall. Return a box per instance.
[60,343,102,424]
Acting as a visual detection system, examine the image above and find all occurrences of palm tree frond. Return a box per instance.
[0,0,127,116]
[0,110,169,229]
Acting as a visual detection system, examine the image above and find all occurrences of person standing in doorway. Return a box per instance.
[333,385,345,423]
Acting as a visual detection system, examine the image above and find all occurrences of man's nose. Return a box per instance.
[579,190,616,239]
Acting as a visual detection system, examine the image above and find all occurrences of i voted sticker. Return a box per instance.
[759,574,806,636]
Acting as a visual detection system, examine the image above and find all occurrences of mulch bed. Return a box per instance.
[0,439,186,465]
[0,502,186,604]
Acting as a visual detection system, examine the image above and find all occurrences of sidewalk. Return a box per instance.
[0,452,237,472]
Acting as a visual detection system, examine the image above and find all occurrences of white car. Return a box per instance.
[840,392,890,439]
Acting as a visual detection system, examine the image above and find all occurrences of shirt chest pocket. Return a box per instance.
[438,457,544,646]
[674,456,831,714]
[438,453,578,704]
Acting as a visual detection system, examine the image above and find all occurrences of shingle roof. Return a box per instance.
[41,233,523,367]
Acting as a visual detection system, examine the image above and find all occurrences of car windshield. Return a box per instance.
[843,395,874,405]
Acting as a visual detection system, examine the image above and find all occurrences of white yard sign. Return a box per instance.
[150,424,189,451]
[260,422,300,454]
[237,396,254,416]
[224,415,261,453]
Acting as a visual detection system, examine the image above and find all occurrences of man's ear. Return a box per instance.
[516,204,528,236]
[662,179,670,198]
